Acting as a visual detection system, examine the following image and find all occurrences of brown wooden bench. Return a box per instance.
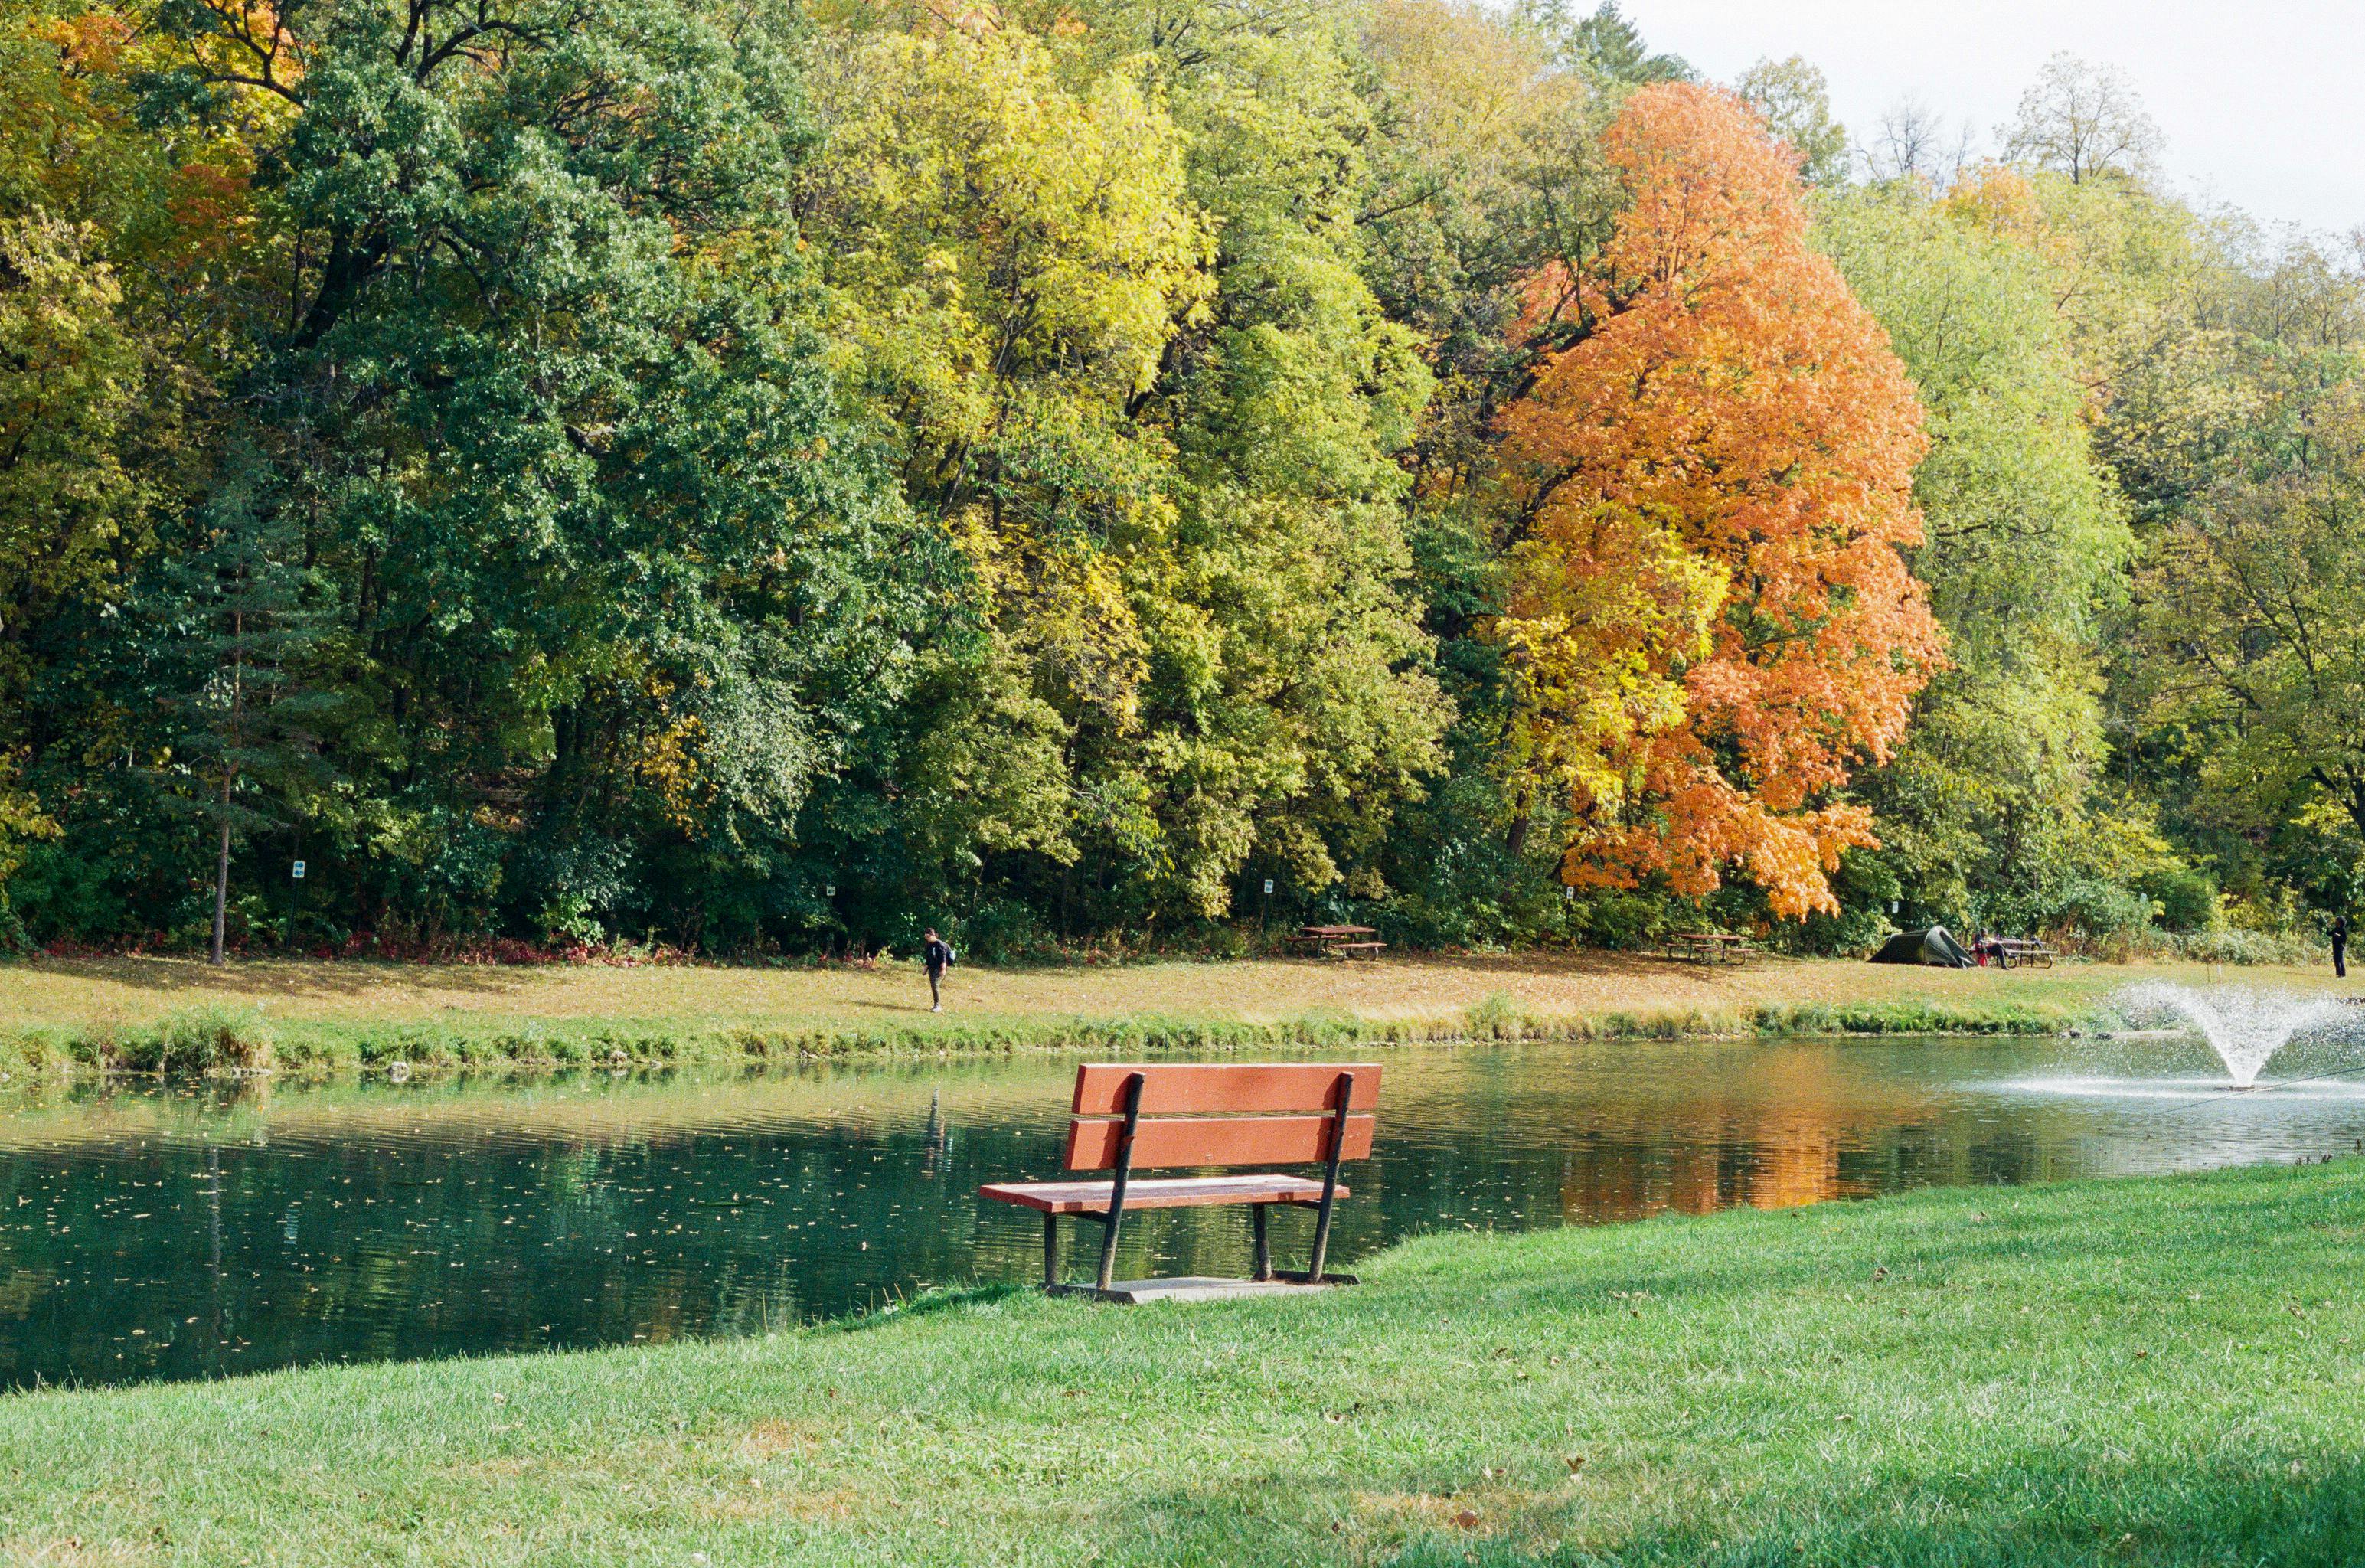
[979,1062,1381,1303]
[1338,941,1386,959]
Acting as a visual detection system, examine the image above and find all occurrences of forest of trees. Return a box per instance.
[2,0,2360,962]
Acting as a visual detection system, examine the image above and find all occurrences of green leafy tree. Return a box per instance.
[802,2,1450,935]
[0,212,142,897]
[2137,374,2365,855]
[0,213,142,701]
[1349,0,1622,939]
[1816,178,2135,925]
[794,21,1211,893]
[118,0,930,947]
[1134,8,1448,916]
[1736,55,1849,186]
[1517,1,1690,87]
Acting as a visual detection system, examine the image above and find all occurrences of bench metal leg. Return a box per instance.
[1253,1204,1271,1282]
[1043,1212,1059,1287]
[1095,1208,1122,1292]
[1093,1072,1145,1295]
[1305,1071,1353,1283]
[1307,1191,1338,1282]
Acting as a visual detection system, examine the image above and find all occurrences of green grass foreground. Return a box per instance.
[7,1161,2363,1566]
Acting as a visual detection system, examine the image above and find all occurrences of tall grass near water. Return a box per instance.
[0,993,2076,1082]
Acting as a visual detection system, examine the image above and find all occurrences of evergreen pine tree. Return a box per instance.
[137,443,338,963]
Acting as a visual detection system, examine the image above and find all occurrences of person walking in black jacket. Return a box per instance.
[2334,913,2349,980]
[922,928,954,1012]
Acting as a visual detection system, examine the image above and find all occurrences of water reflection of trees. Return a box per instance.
[2,1039,2324,1389]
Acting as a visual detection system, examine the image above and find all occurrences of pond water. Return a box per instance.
[7,1031,2365,1391]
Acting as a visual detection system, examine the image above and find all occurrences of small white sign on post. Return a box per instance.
[292,861,306,880]
[1262,878,1274,895]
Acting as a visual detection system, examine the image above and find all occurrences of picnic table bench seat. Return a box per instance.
[981,1062,1380,1303]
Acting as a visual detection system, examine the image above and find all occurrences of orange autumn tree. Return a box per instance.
[1496,83,1942,918]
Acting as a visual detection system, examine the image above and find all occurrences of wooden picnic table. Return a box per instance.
[1988,937,2056,969]
[1289,925,1385,959]
[1664,931,1758,965]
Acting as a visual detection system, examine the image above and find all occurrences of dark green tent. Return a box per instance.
[1869,926,1975,968]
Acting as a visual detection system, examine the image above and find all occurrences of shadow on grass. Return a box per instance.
[21,956,532,1001]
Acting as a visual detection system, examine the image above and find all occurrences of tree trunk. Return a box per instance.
[211,808,231,966]
[214,617,243,966]
[1506,779,1532,858]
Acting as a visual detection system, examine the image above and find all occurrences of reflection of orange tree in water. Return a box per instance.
[1550,1050,1946,1223]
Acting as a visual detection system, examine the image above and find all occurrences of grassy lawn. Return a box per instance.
[3,955,2344,1080]
[4,1159,2360,1566]
[4,951,2301,1031]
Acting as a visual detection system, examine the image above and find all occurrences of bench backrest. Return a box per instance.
[1063,1063,1382,1171]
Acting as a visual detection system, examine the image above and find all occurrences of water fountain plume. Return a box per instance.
[2114,982,2349,1088]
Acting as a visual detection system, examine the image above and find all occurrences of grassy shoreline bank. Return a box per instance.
[6,1158,2360,1564]
[2,992,2089,1080]
[3,952,2317,1080]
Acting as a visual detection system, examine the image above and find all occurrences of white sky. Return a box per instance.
[1625,0,2365,237]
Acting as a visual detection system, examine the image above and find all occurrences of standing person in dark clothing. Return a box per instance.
[2334,913,2349,979]
[922,928,954,1012]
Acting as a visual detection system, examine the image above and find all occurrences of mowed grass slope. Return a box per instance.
[5,952,2327,1040]
[7,1161,2362,1566]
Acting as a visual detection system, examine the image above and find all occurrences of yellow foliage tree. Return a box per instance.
[799,23,1213,740]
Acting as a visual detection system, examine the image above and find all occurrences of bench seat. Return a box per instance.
[980,1174,1341,1214]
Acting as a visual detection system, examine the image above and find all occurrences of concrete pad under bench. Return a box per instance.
[1046,1271,1358,1305]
